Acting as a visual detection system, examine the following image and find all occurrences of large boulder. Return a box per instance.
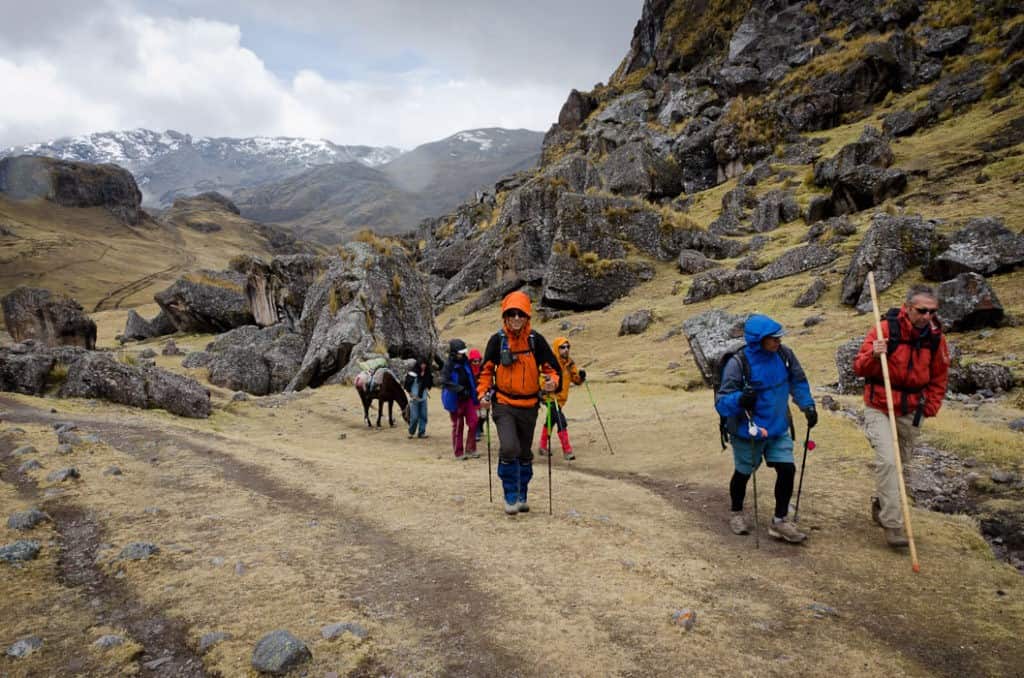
[59,352,210,417]
[922,217,1024,281]
[677,249,720,274]
[542,254,654,310]
[0,156,143,225]
[599,141,682,200]
[684,269,763,304]
[619,309,654,336]
[814,127,895,186]
[205,325,306,395]
[288,242,438,390]
[840,214,944,311]
[1,287,97,349]
[154,270,254,333]
[937,273,1004,332]
[122,309,175,342]
[0,348,55,395]
[682,309,747,386]
[948,362,1015,395]
[760,244,839,282]
[794,277,828,308]
[230,254,327,329]
[813,128,906,215]
[835,338,865,394]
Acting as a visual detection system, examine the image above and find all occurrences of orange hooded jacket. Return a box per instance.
[547,336,584,407]
[476,291,560,408]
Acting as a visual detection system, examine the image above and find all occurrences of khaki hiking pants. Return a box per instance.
[863,406,919,529]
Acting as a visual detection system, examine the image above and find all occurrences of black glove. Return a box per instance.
[578,369,587,382]
[803,406,818,429]
[738,387,756,411]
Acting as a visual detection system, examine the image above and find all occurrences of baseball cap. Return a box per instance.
[769,329,786,338]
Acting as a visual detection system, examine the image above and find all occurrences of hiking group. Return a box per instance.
[392,284,949,552]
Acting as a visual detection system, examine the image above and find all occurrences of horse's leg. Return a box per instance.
[376,399,383,428]
[388,400,395,427]
[361,393,372,428]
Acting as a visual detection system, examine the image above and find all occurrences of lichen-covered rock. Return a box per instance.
[118,542,159,561]
[0,540,40,564]
[794,278,828,308]
[922,217,1024,281]
[677,249,720,274]
[760,244,839,282]
[840,214,944,311]
[619,309,654,336]
[684,269,762,304]
[230,254,326,329]
[7,509,50,531]
[835,338,865,395]
[682,309,747,386]
[948,362,1015,395]
[154,270,254,333]
[251,630,311,676]
[542,254,654,310]
[937,273,1004,332]
[142,365,212,418]
[0,348,55,395]
[1,287,97,349]
[599,141,682,199]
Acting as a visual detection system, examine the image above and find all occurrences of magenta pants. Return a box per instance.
[449,399,479,457]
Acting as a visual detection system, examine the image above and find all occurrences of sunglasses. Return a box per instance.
[503,310,528,319]
[913,307,939,315]
[559,345,570,350]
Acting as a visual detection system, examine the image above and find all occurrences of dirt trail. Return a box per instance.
[0,397,524,676]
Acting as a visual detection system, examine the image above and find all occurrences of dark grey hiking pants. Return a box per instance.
[492,402,538,464]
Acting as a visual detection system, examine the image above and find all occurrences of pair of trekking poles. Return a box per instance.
[483,382,615,515]
[744,413,813,549]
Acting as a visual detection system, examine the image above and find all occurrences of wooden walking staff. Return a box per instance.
[867,272,921,573]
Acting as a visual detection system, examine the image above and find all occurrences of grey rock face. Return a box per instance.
[812,127,907,214]
[13,445,37,456]
[289,242,438,390]
[840,214,943,310]
[923,26,971,57]
[599,141,682,199]
[118,542,159,560]
[7,509,51,531]
[93,635,126,649]
[161,339,182,356]
[142,365,212,418]
[684,269,762,304]
[321,622,368,641]
[6,636,43,658]
[923,217,1024,281]
[123,310,160,341]
[682,309,747,386]
[948,362,1015,395]
[794,278,828,308]
[231,254,326,329]
[0,540,41,563]
[835,338,865,395]
[182,351,211,369]
[1,287,97,349]
[677,249,720,274]
[760,245,839,282]
[937,273,1004,332]
[619,310,654,336]
[154,270,254,333]
[543,254,654,310]
[251,630,311,675]
[46,467,79,482]
[804,216,856,244]
[17,460,43,473]
[0,348,55,396]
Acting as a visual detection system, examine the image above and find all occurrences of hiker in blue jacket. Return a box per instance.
[715,314,817,544]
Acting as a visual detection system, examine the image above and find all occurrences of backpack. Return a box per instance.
[441,361,475,413]
[498,329,536,367]
[713,346,795,450]
[884,308,941,355]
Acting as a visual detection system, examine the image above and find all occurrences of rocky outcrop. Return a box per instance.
[204,325,306,395]
[840,214,944,311]
[599,141,682,199]
[835,338,865,395]
[619,309,654,336]
[122,309,175,342]
[794,277,828,308]
[59,352,210,417]
[682,309,746,386]
[677,249,720,274]
[812,127,906,217]
[937,273,1004,332]
[948,362,1015,395]
[542,254,654,310]
[0,155,143,225]
[923,217,1024,281]
[684,268,762,305]
[760,244,838,282]
[0,346,55,396]
[1,287,97,349]
[154,271,254,333]
[230,254,326,329]
[288,242,438,390]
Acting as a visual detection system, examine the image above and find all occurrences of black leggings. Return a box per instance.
[730,461,796,519]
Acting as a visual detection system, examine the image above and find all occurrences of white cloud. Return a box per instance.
[0,1,639,149]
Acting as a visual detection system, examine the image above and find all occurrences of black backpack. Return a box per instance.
[883,308,941,355]
[712,347,795,450]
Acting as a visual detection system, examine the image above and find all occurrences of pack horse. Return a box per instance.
[354,368,410,428]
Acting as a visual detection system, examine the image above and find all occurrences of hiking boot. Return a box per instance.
[729,512,750,535]
[768,517,807,544]
[467,451,481,459]
[517,501,530,513]
[871,497,882,526]
[884,526,909,547]
[417,433,429,439]
[563,452,575,461]
[504,501,519,515]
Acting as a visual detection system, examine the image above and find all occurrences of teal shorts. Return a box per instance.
[731,435,794,475]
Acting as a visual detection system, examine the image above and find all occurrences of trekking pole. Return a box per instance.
[486,411,493,503]
[747,412,761,550]
[793,426,811,522]
[584,382,615,455]
[546,399,554,515]
[868,272,920,573]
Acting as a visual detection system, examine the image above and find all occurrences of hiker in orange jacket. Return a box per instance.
[477,291,560,516]
[539,337,586,461]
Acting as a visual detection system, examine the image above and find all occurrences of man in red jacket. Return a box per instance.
[853,285,950,547]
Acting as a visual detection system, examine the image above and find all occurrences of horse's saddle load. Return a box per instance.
[354,357,390,394]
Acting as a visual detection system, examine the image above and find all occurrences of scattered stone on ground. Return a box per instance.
[198,631,232,654]
[619,309,654,336]
[5,636,43,658]
[143,656,173,670]
[57,429,82,445]
[118,542,159,561]
[320,622,368,641]
[17,459,43,473]
[103,466,123,476]
[13,445,37,456]
[7,508,51,531]
[0,540,41,563]
[93,635,126,649]
[251,630,312,675]
[991,470,1017,484]
[55,443,73,455]
[807,603,840,619]
[46,467,79,483]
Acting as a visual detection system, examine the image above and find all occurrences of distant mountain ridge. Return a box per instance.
[0,128,402,207]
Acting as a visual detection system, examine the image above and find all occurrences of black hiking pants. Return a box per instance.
[492,402,538,464]
[730,462,796,519]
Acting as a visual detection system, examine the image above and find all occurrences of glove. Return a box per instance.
[738,387,756,411]
[451,384,464,395]
[578,369,587,382]
[803,406,818,429]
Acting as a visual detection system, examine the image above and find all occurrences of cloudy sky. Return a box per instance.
[0,0,642,150]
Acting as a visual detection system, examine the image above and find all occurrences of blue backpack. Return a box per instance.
[441,362,475,413]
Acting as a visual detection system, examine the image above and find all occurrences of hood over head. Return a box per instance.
[744,314,785,348]
[501,291,532,318]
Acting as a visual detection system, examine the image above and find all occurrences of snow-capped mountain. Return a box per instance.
[1,129,402,207]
